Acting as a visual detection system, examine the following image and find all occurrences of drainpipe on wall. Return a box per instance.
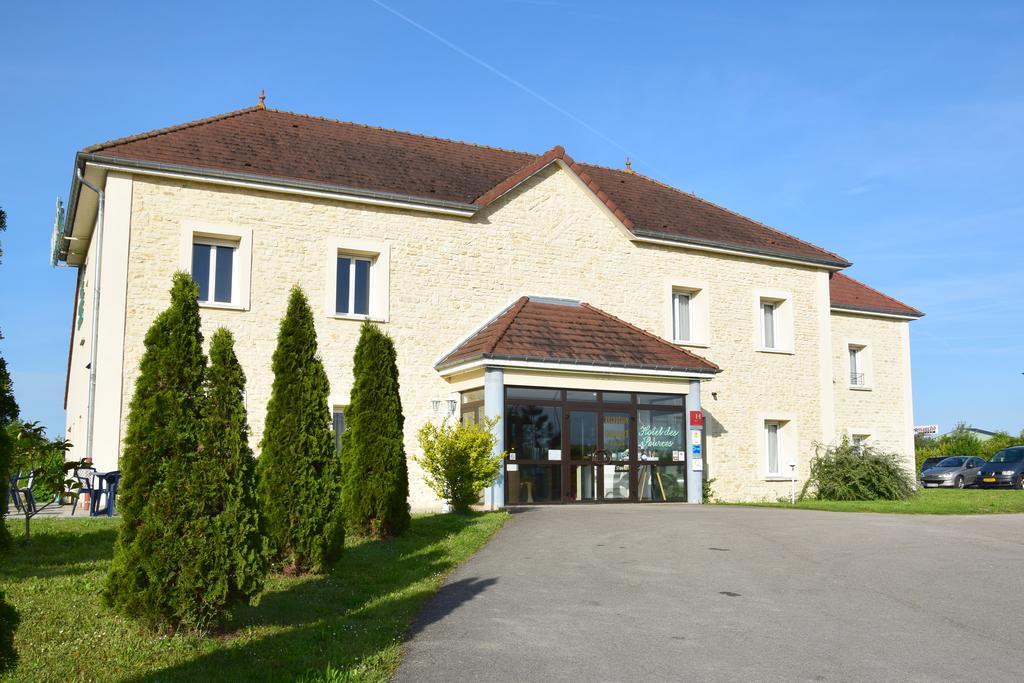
[77,167,104,463]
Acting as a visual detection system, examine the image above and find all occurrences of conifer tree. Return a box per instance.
[104,272,206,621]
[340,321,410,538]
[257,286,344,573]
[137,328,268,630]
[0,205,20,672]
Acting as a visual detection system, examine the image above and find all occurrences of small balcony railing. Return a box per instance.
[850,372,865,386]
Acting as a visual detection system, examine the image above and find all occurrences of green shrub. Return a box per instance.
[0,585,16,675]
[340,322,410,538]
[105,273,207,626]
[416,418,504,512]
[257,286,344,573]
[702,476,717,503]
[801,437,915,501]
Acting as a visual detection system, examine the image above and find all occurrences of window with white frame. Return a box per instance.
[852,433,869,454]
[755,290,793,352]
[672,291,692,342]
[324,238,390,322]
[335,254,373,316]
[848,344,869,387]
[192,237,238,305]
[761,299,778,349]
[765,421,783,476]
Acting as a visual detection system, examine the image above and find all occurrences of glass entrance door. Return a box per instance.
[566,410,635,502]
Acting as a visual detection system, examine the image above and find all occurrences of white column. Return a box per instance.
[686,379,703,503]
[484,367,505,508]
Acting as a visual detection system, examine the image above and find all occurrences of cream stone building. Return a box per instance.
[53,104,923,509]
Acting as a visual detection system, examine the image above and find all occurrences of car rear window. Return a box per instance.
[991,448,1024,464]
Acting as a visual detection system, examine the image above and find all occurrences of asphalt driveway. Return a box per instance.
[397,505,1024,682]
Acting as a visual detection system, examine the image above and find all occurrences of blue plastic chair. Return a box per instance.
[10,470,37,514]
[90,471,121,517]
[71,467,98,516]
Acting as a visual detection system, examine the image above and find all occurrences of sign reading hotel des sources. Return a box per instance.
[639,424,681,450]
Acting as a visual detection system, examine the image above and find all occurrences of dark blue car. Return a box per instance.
[976,447,1024,489]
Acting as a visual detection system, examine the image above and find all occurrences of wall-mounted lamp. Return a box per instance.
[711,392,718,401]
[431,399,458,416]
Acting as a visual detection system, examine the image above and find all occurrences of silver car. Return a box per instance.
[920,456,986,488]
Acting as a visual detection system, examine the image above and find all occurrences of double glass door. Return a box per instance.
[567,411,633,502]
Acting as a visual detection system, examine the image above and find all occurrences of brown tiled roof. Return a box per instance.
[80,106,849,267]
[436,297,720,374]
[830,272,923,318]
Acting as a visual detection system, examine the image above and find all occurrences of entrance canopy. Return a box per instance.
[435,296,720,379]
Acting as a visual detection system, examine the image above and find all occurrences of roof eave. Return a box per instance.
[632,229,851,270]
[436,352,721,376]
[83,153,482,216]
[830,304,924,320]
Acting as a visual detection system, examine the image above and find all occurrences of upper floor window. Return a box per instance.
[192,238,238,305]
[849,344,868,387]
[672,291,692,342]
[665,280,709,346]
[754,289,793,353]
[324,238,391,322]
[336,255,372,316]
[761,300,777,349]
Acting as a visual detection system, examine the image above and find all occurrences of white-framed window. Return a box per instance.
[664,279,709,346]
[180,222,252,310]
[852,433,869,454]
[761,300,778,349]
[847,342,872,389]
[761,415,796,479]
[335,254,373,316]
[672,291,692,342]
[765,421,783,476]
[333,407,347,455]
[192,237,238,305]
[754,289,793,353]
[324,238,391,321]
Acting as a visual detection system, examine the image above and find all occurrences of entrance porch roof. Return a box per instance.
[435,297,720,376]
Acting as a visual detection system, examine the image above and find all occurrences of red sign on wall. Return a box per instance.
[689,410,704,427]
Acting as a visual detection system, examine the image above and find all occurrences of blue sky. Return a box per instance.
[1,1,1021,437]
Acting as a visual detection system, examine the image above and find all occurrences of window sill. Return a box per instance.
[328,313,386,323]
[199,301,246,311]
[673,340,710,349]
[756,347,794,355]
[849,385,873,392]
[764,475,797,482]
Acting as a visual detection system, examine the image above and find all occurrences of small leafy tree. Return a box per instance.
[6,422,81,538]
[801,437,915,501]
[341,321,410,538]
[416,418,504,512]
[257,286,344,573]
[105,273,207,622]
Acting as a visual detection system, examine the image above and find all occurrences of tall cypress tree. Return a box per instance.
[104,272,206,620]
[138,328,268,630]
[341,321,410,539]
[257,286,343,573]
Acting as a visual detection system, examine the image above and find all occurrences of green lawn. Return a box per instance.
[0,511,508,682]
[730,488,1024,514]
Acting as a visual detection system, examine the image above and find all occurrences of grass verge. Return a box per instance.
[1,510,508,682]
[727,488,1024,514]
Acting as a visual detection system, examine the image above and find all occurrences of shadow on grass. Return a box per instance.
[0,521,118,580]
[128,512,501,682]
